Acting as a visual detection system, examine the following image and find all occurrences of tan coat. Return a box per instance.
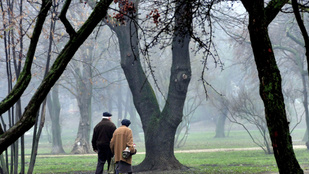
[110,125,135,164]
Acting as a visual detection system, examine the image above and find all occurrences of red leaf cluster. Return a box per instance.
[113,0,136,24]
[149,9,160,25]
[114,13,125,24]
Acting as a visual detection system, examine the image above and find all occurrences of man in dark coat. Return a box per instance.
[92,112,116,174]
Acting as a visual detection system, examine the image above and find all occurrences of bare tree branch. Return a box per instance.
[59,0,77,38]
[0,0,113,154]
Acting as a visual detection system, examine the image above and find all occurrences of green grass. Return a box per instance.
[178,150,278,174]
[31,155,98,173]
[30,151,275,173]
[8,129,309,173]
[31,149,309,174]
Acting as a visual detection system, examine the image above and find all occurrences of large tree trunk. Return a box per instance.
[115,23,167,170]
[241,0,303,173]
[71,48,93,154]
[71,87,92,154]
[110,0,192,171]
[71,91,92,154]
[71,99,91,154]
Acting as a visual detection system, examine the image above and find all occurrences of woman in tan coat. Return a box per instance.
[110,119,136,174]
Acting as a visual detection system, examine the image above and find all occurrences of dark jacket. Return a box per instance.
[92,118,116,160]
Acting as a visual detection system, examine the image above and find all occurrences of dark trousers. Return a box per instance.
[95,156,112,174]
[95,158,105,174]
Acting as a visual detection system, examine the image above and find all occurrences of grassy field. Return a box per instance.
[29,149,309,174]
[11,129,309,173]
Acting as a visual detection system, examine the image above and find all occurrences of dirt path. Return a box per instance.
[37,145,307,157]
[174,144,306,154]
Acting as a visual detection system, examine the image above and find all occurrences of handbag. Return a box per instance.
[108,156,115,174]
[122,147,131,159]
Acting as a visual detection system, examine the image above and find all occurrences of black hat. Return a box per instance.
[103,112,112,116]
[121,119,131,127]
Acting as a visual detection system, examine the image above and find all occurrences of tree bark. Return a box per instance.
[109,0,192,171]
[241,0,303,173]
[0,0,114,154]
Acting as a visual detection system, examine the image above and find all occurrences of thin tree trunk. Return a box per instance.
[27,3,58,169]
[9,2,20,172]
[27,102,47,174]
[16,0,25,171]
[28,29,54,172]
[45,2,65,154]
[8,2,20,172]
[0,155,8,174]
[0,3,10,166]
[241,0,303,173]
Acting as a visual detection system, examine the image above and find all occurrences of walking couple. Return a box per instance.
[92,112,137,174]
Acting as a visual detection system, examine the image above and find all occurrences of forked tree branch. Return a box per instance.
[59,0,76,38]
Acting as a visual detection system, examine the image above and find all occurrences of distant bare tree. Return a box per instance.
[175,95,204,148]
[228,85,273,154]
[290,0,309,149]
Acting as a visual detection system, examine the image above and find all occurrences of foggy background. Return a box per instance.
[0,1,307,153]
